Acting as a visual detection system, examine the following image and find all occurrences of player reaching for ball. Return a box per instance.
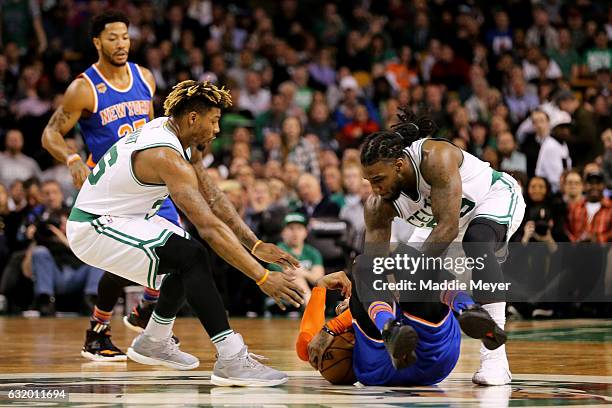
[41,10,183,361]
[356,108,525,385]
[66,80,304,386]
[297,271,504,386]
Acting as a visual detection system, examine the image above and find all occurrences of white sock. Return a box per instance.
[482,302,506,329]
[144,312,175,341]
[212,330,244,358]
[479,302,508,367]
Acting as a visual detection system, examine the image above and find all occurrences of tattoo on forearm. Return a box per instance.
[48,107,72,131]
[193,164,258,248]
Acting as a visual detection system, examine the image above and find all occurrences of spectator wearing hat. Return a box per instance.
[566,171,612,243]
[268,213,324,305]
[516,89,577,144]
[333,76,380,130]
[535,113,573,193]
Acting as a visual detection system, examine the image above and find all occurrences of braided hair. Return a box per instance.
[163,80,232,117]
[360,107,437,166]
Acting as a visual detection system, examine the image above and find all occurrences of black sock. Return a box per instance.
[155,235,231,337]
[95,272,132,312]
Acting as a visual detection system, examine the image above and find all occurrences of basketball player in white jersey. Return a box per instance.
[66,80,304,386]
[357,109,525,386]
[41,11,174,361]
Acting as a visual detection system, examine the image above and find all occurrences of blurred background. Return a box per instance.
[0,0,610,319]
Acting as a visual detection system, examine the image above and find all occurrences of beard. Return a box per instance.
[385,186,402,201]
[109,58,127,67]
[101,48,128,67]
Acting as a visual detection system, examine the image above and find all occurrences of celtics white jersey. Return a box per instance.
[74,117,187,219]
[393,138,519,235]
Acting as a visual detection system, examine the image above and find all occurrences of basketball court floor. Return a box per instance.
[0,317,610,406]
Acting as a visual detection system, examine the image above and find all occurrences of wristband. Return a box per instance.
[321,325,337,337]
[256,269,270,286]
[66,154,81,166]
[251,240,263,255]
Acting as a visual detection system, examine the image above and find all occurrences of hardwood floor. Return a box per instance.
[0,317,610,406]
[1,317,610,374]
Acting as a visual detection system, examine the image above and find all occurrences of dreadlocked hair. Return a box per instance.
[163,80,233,117]
[360,106,437,166]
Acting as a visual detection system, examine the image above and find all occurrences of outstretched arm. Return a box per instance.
[41,78,94,188]
[420,141,462,256]
[148,147,304,309]
[190,147,300,269]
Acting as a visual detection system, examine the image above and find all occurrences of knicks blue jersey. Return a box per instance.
[78,62,153,164]
[78,62,180,226]
[352,306,461,386]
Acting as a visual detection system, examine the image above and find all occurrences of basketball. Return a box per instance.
[319,331,357,385]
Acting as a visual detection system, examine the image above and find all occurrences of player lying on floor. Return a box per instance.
[296,271,506,386]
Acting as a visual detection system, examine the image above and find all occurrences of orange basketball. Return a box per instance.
[319,331,357,385]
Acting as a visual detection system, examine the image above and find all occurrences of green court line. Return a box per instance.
[506,324,612,342]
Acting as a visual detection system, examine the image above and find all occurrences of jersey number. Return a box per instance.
[117,118,146,138]
[88,145,118,185]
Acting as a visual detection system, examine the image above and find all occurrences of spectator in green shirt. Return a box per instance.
[268,213,324,305]
[548,27,580,80]
[582,28,611,76]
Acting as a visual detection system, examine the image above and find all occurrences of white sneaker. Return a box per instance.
[211,346,288,387]
[472,345,512,386]
[127,333,199,370]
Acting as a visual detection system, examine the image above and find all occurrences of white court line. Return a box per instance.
[0,371,610,384]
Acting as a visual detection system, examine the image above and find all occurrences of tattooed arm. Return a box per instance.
[420,140,463,257]
[41,77,94,188]
[193,159,259,248]
[137,146,304,309]
[190,147,300,269]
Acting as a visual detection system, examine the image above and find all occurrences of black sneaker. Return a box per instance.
[381,318,419,370]
[457,304,507,350]
[81,321,127,362]
[123,303,181,346]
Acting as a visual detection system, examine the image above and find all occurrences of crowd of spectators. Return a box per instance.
[0,0,610,318]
